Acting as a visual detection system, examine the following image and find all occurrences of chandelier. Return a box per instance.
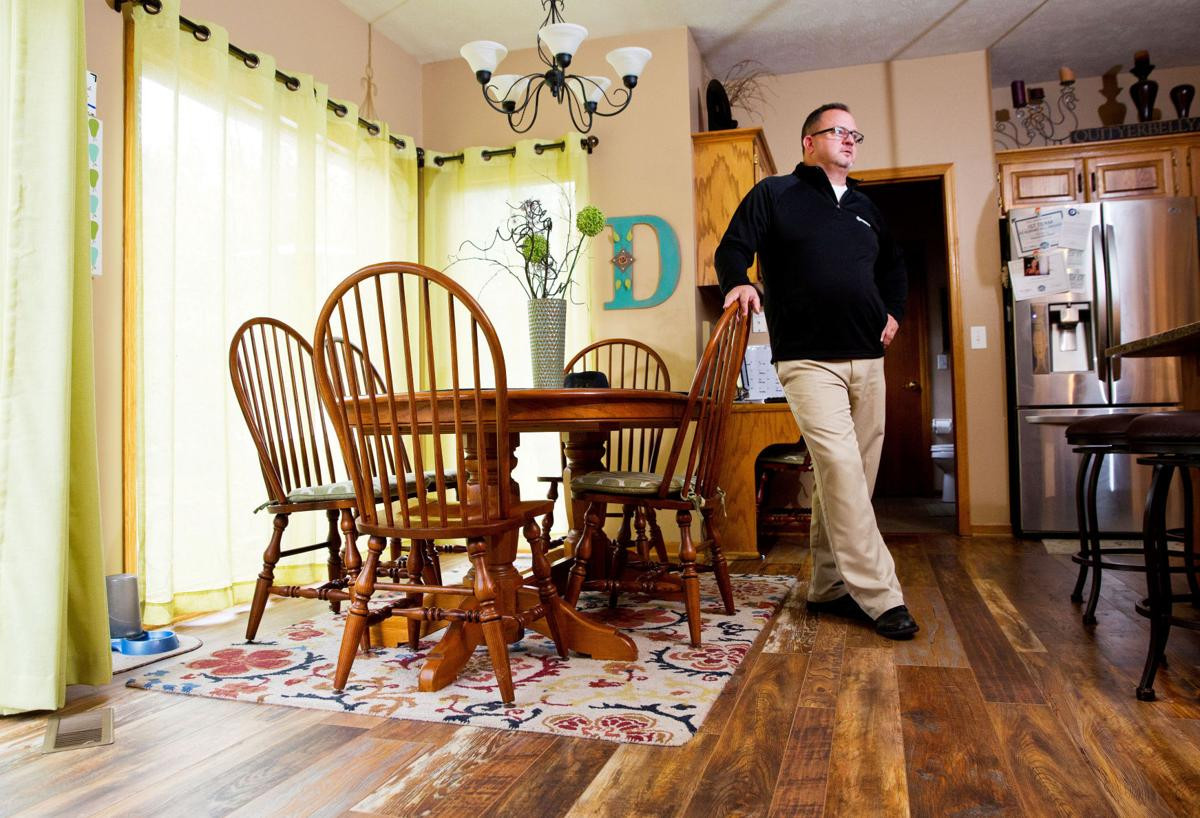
[459,0,651,134]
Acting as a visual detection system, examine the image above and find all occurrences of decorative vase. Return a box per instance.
[1170,84,1195,119]
[528,297,567,389]
[1129,51,1158,122]
[1130,80,1159,122]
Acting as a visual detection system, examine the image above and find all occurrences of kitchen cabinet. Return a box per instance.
[999,157,1084,208]
[693,127,775,288]
[1086,149,1175,200]
[997,133,1198,212]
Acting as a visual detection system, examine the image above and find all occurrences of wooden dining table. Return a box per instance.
[352,387,692,692]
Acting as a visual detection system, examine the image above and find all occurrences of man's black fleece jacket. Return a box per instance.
[715,163,907,362]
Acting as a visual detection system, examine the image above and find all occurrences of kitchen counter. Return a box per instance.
[1107,321,1200,359]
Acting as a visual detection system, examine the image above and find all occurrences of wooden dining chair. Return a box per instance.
[539,339,673,564]
[331,336,464,585]
[312,261,564,702]
[564,304,750,646]
[230,320,455,642]
[229,318,365,641]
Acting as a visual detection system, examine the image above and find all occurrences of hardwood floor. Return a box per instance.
[4,534,1200,816]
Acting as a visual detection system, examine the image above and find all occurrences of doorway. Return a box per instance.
[855,166,968,535]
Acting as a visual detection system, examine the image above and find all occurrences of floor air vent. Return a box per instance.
[42,707,114,754]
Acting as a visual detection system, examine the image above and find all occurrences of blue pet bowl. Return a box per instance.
[111,630,180,655]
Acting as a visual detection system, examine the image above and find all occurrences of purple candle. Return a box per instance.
[1011,80,1027,108]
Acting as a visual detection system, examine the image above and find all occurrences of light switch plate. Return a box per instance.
[970,326,987,349]
[936,353,948,370]
[750,311,767,333]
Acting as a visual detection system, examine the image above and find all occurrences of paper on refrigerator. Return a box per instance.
[1012,206,1091,254]
[1008,248,1069,301]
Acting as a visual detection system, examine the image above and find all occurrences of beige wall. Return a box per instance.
[84,0,423,573]
[990,64,1200,144]
[732,51,1009,530]
[422,27,703,388]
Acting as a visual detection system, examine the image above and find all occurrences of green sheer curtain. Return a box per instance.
[422,140,591,511]
[128,0,420,625]
[0,0,111,714]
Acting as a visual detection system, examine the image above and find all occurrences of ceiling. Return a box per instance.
[339,0,1200,88]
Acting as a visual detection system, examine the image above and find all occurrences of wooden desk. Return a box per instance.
[715,403,802,557]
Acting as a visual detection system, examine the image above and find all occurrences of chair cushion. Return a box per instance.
[759,450,811,466]
[1128,411,1200,449]
[570,470,686,497]
[277,470,458,507]
[1064,412,1142,446]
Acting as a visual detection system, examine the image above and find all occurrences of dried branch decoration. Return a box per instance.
[722,59,774,117]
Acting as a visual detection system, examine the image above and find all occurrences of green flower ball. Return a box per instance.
[576,205,606,238]
[520,233,549,264]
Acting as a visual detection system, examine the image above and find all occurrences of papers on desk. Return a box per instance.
[740,344,785,401]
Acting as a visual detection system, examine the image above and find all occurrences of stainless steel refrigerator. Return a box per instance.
[1006,197,1200,536]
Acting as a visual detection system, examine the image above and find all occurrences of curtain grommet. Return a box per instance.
[242,52,260,69]
[192,24,211,42]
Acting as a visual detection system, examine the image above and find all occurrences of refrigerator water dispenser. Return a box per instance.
[1047,302,1090,372]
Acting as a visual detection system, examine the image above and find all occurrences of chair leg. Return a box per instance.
[705,509,736,616]
[1083,451,1106,625]
[1138,462,1175,701]
[246,513,288,640]
[633,505,650,562]
[1180,466,1200,601]
[422,539,443,586]
[646,507,669,565]
[470,537,515,703]
[677,509,702,647]
[1071,450,1094,604]
[405,540,426,651]
[541,479,559,542]
[526,519,566,658]
[334,535,386,692]
[325,510,344,614]
[565,501,603,607]
[342,510,363,591]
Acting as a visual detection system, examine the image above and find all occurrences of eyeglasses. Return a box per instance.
[810,126,865,145]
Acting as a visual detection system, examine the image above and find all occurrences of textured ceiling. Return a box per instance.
[339,0,1200,86]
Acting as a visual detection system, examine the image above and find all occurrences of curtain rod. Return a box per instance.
[114,0,601,167]
[434,136,600,166]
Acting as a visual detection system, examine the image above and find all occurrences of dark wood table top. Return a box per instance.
[1107,320,1200,359]
[345,388,691,433]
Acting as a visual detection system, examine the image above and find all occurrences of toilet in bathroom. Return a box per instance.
[930,417,955,502]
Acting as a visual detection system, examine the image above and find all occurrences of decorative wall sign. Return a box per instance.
[603,215,680,310]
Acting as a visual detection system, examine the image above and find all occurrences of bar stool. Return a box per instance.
[1065,412,1151,624]
[1125,411,1200,701]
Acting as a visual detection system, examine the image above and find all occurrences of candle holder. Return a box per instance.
[994,80,1079,149]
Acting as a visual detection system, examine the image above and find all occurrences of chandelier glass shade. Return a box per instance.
[460,0,651,134]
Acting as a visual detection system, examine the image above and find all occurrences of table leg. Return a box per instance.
[416,430,638,692]
[563,431,612,578]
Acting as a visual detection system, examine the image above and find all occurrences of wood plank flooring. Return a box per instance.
[4,534,1200,816]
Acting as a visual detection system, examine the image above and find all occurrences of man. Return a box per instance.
[715,102,918,639]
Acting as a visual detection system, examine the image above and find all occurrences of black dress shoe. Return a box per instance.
[806,594,870,621]
[874,605,919,640]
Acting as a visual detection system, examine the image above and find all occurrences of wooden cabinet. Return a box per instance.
[693,127,776,288]
[1000,158,1084,208]
[997,133,1198,212]
[1086,149,1175,200]
[1189,146,1200,205]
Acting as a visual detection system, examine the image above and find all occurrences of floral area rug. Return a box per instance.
[125,574,795,746]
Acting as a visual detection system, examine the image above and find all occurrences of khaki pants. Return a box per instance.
[776,358,904,619]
